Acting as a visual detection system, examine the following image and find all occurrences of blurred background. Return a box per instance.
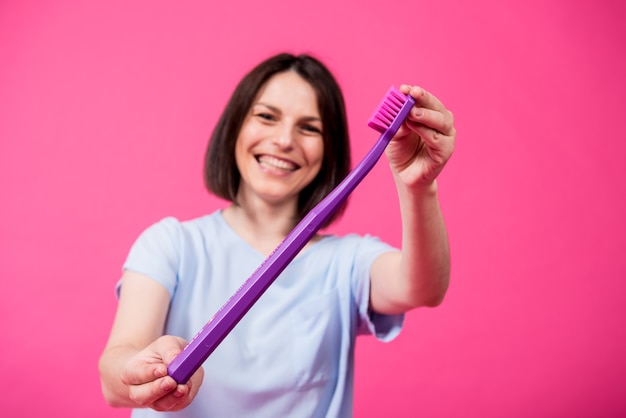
[1,0,625,416]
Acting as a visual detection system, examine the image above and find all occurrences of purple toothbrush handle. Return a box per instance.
[167,92,415,384]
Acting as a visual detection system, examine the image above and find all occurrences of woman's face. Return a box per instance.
[235,71,324,208]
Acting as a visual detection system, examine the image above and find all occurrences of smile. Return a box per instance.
[256,155,299,172]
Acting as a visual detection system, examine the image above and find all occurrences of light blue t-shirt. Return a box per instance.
[122,211,403,418]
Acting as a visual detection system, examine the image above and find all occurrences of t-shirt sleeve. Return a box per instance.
[351,235,404,342]
[120,217,182,297]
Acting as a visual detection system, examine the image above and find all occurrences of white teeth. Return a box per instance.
[258,155,298,171]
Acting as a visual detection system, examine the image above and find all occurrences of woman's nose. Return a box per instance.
[273,126,295,148]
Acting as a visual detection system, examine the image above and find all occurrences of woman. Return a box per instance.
[99,52,456,417]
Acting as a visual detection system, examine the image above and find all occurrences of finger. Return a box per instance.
[405,119,455,163]
[160,342,186,365]
[400,84,448,113]
[151,335,188,365]
[122,357,169,386]
[151,365,203,411]
[406,106,455,137]
[150,383,191,412]
[127,375,179,408]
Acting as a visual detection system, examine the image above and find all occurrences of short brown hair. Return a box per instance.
[204,53,351,228]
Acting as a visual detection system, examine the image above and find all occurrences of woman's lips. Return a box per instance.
[256,155,299,172]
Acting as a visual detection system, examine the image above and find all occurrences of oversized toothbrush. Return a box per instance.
[167,86,416,384]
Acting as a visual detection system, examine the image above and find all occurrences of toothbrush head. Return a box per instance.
[367,86,416,134]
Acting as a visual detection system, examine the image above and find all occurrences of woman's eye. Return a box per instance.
[256,113,275,121]
[301,124,322,134]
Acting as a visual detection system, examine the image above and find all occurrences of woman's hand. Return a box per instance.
[385,85,456,189]
[120,335,204,412]
[369,85,454,313]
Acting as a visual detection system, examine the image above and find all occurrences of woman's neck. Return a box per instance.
[221,196,299,256]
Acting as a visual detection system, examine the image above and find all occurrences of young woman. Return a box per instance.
[99,52,456,417]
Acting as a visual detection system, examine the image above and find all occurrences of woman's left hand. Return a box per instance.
[385,84,456,188]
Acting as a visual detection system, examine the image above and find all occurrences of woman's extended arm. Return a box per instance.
[98,270,204,411]
[370,85,456,314]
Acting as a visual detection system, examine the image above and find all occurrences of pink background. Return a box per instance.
[1,0,625,417]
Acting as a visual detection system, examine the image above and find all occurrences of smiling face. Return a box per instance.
[234,71,324,209]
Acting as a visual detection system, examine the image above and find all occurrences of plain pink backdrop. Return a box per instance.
[1,1,625,417]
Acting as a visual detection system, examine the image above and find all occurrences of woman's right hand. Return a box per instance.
[120,335,204,412]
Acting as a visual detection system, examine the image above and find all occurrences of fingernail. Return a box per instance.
[160,379,175,391]
[414,107,423,117]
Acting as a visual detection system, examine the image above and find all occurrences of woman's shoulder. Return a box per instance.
[135,211,224,244]
[145,210,221,230]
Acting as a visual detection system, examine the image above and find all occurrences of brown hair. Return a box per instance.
[204,53,351,227]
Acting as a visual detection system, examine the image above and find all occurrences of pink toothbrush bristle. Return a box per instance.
[367,87,409,133]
